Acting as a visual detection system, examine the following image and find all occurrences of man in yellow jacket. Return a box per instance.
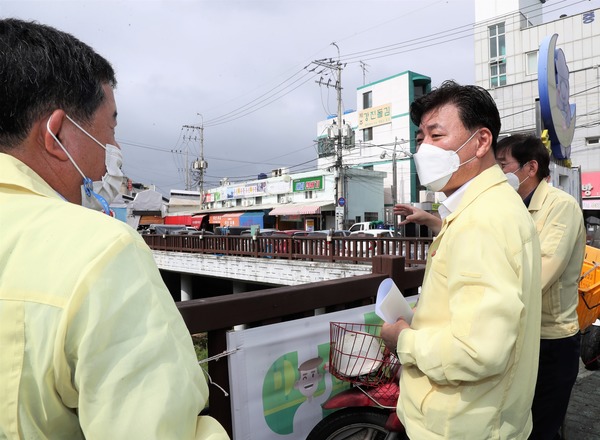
[496,134,585,439]
[0,19,228,439]
[382,81,542,439]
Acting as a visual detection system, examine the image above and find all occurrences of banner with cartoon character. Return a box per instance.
[226,304,381,439]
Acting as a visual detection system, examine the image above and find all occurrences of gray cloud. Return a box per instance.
[2,0,586,194]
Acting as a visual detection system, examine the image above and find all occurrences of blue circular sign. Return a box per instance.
[338,197,346,207]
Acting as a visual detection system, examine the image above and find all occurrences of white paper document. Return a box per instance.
[375,278,414,324]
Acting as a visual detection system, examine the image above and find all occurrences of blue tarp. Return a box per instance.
[239,212,264,228]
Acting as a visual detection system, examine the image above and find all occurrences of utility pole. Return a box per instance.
[359,60,369,86]
[312,47,346,230]
[197,114,207,208]
[182,121,208,204]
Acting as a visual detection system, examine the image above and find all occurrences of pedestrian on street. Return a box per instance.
[381,80,542,439]
[0,18,228,439]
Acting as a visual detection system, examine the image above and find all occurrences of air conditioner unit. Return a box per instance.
[241,199,249,207]
[287,196,293,203]
[226,200,234,208]
[246,199,254,206]
[278,195,288,204]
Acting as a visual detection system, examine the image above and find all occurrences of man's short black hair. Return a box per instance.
[496,134,551,180]
[0,18,116,149]
[410,80,501,149]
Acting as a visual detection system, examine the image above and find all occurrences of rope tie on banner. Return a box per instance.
[199,348,239,364]
[199,348,240,397]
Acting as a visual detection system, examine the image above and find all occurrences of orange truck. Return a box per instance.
[578,245,600,370]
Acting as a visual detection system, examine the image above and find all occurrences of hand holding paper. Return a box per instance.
[375,278,414,324]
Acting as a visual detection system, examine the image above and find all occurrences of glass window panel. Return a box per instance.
[363,92,372,109]
[526,51,538,75]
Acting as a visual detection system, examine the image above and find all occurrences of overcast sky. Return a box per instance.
[2,0,592,196]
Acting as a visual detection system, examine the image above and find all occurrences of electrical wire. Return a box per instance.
[122,0,592,188]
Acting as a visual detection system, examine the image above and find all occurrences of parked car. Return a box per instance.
[350,229,393,238]
[188,230,215,236]
[145,224,188,235]
[240,228,279,236]
[348,221,383,233]
[270,229,306,236]
[310,229,351,237]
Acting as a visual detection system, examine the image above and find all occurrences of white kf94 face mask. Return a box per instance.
[47,115,124,214]
[412,130,479,192]
[504,163,530,191]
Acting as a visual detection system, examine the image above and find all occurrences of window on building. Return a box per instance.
[256,196,263,205]
[526,51,538,76]
[363,91,372,109]
[587,137,600,146]
[363,127,373,142]
[413,84,427,99]
[489,23,505,59]
[304,191,314,199]
[490,59,507,88]
[489,23,506,88]
[364,212,378,222]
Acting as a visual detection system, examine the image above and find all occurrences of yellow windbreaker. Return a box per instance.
[528,180,585,339]
[0,153,229,439]
[396,166,542,439]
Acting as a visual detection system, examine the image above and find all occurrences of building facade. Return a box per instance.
[165,167,386,232]
[316,70,432,222]
[474,1,599,213]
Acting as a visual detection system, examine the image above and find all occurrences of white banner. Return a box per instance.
[226,305,380,439]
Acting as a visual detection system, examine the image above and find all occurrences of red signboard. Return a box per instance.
[164,214,192,225]
[582,172,600,198]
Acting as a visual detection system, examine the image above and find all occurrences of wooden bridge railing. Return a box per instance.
[143,233,432,265]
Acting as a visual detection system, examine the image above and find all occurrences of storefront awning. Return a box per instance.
[221,212,244,227]
[139,215,163,226]
[269,202,335,216]
[190,214,207,228]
